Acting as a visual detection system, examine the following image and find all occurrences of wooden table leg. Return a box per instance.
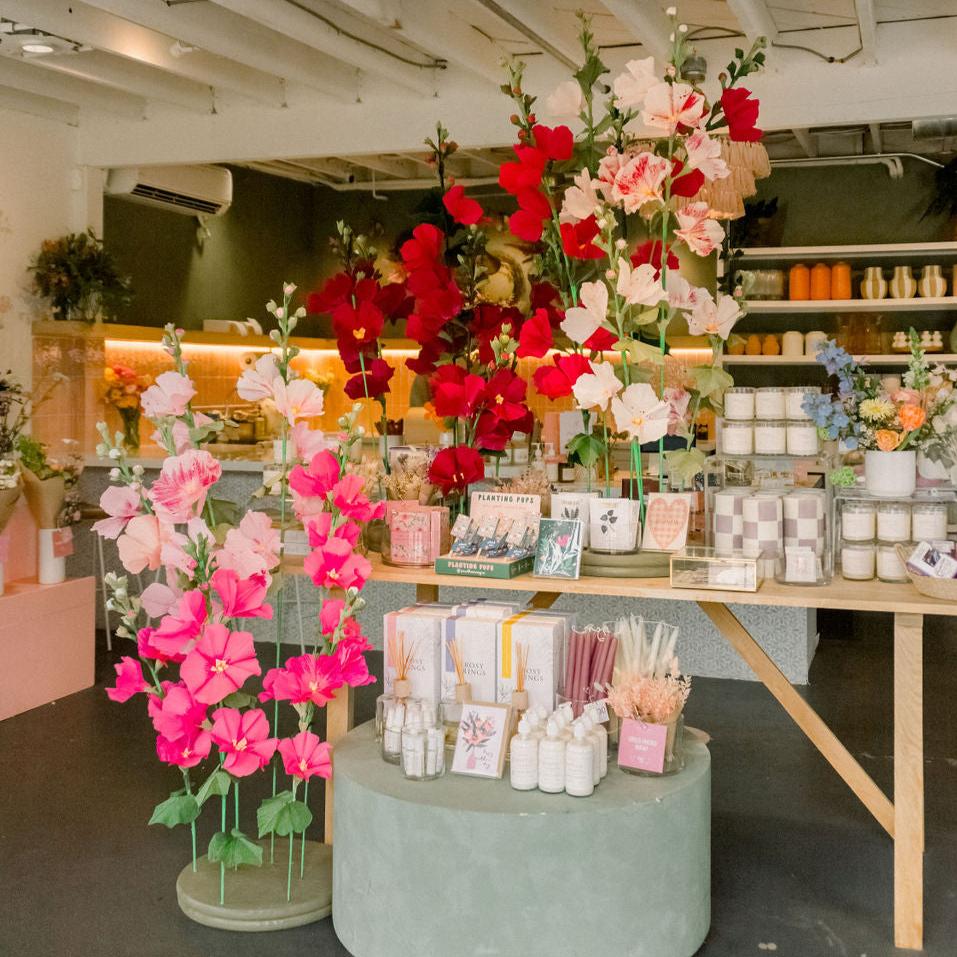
[325,684,355,845]
[416,583,439,603]
[529,591,560,609]
[894,612,924,951]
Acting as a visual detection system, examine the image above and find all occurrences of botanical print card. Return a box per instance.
[533,518,583,580]
[641,493,693,552]
[451,702,512,779]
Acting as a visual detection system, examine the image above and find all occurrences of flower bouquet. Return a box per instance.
[103,363,152,452]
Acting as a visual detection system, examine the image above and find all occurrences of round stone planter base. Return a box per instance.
[581,549,671,579]
[176,840,332,932]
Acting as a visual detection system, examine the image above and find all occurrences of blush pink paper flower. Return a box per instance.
[92,486,142,540]
[140,581,181,619]
[291,422,331,461]
[180,623,261,705]
[210,568,273,620]
[141,371,196,419]
[149,449,222,522]
[209,707,278,777]
[218,510,281,580]
[304,537,372,591]
[334,634,376,687]
[117,514,168,574]
[153,411,213,455]
[151,590,208,658]
[236,354,281,402]
[106,657,150,702]
[156,728,212,769]
[272,378,325,424]
[138,626,185,664]
[277,731,332,781]
[259,653,344,707]
[148,682,207,741]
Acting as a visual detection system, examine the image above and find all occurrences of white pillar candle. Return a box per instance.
[786,421,819,456]
[754,420,787,455]
[841,541,876,580]
[755,388,786,419]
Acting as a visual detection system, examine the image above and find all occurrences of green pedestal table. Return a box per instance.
[332,722,711,957]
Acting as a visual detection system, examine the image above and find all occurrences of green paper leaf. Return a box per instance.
[665,448,707,484]
[690,364,734,401]
[221,691,257,710]
[208,829,263,869]
[257,790,294,838]
[149,792,200,829]
[256,790,313,837]
[615,339,665,366]
[196,769,231,807]
[566,432,605,468]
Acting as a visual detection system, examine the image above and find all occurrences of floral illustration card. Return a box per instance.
[451,702,512,779]
[533,518,583,580]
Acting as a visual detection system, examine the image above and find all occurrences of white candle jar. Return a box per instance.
[755,387,786,419]
[754,419,787,455]
[782,331,805,357]
[876,502,911,542]
[785,386,820,421]
[841,501,877,541]
[805,331,827,357]
[877,541,909,583]
[911,503,948,541]
[724,387,755,421]
[786,420,819,456]
[721,419,753,455]
[841,540,876,580]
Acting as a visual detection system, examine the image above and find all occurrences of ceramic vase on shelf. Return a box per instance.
[860,266,887,300]
[864,450,916,498]
[917,451,950,485]
[810,262,831,300]
[918,264,947,298]
[588,497,639,554]
[831,261,852,300]
[889,266,917,300]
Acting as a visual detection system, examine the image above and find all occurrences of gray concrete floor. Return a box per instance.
[1,611,956,956]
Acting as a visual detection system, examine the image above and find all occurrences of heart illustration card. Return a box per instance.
[641,493,692,552]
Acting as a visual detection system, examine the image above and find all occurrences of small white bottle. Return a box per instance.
[509,718,539,791]
[589,715,609,779]
[565,724,595,797]
[400,714,426,779]
[578,716,601,786]
[527,712,545,742]
[538,720,566,794]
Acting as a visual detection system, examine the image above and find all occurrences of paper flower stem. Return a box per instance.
[299,779,309,880]
[182,768,197,873]
[219,789,226,905]
[287,779,299,903]
[234,780,239,831]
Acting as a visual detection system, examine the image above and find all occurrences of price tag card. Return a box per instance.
[506,520,527,546]
[618,717,667,774]
[584,698,610,724]
[52,527,74,559]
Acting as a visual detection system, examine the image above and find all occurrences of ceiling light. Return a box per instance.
[21,42,54,54]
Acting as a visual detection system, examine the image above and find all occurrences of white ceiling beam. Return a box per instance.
[597,0,674,62]
[726,0,779,44]
[32,50,214,113]
[0,56,145,117]
[342,154,417,178]
[0,83,78,125]
[80,0,357,99]
[792,127,817,157]
[855,0,878,65]
[470,0,580,70]
[0,0,286,106]
[868,122,883,153]
[338,0,401,28]
[208,0,437,95]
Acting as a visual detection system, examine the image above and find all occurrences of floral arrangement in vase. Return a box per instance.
[103,363,152,452]
[498,10,766,507]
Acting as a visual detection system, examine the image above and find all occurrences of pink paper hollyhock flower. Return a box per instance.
[610,151,670,214]
[306,513,361,550]
[180,623,261,705]
[140,581,182,619]
[148,682,207,741]
[291,422,331,462]
[210,568,273,620]
[218,510,281,580]
[664,387,692,436]
[141,371,196,419]
[331,473,383,523]
[151,589,208,658]
[106,657,150,702]
[209,707,278,777]
[92,486,141,540]
[318,598,348,637]
[149,449,222,523]
[334,634,376,688]
[236,354,281,402]
[138,626,184,664]
[277,731,332,781]
[156,728,212,768]
[289,450,340,500]
[152,411,214,456]
[160,517,214,578]
[674,202,724,257]
[304,537,372,591]
[272,378,325,424]
[259,653,344,707]
[117,514,169,574]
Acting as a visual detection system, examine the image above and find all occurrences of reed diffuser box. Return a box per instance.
[442,611,514,704]
[382,609,444,706]
[496,613,565,712]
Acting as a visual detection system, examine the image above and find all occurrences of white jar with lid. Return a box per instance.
[754,419,787,455]
[841,540,876,580]
[755,387,786,419]
[876,541,909,583]
[877,502,911,542]
[724,387,755,420]
[842,501,877,541]
[721,419,753,455]
[786,386,820,421]
[786,420,819,456]
[911,502,948,541]
[782,331,804,357]
[805,331,828,357]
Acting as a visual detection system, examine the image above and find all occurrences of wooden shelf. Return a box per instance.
[735,241,957,261]
[721,353,957,367]
[743,297,957,314]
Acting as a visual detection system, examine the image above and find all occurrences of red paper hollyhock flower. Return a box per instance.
[530,281,565,329]
[531,124,574,162]
[670,159,705,198]
[482,368,528,423]
[428,445,485,494]
[533,353,592,399]
[631,240,680,273]
[400,223,445,271]
[509,188,552,243]
[516,307,553,359]
[499,144,547,195]
[429,364,486,418]
[471,303,523,365]
[442,185,483,226]
[560,216,604,260]
[583,327,619,351]
[406,340,443,376]
[332,299,384,348]
[344,358,394,399]
[307,273,353,314]
[473,412,514,452]
[721,87,762,142]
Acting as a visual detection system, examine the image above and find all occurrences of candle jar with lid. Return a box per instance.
[841,540,876,581]
[785,386,819,421]
[724,387,755,421]
[911,502,948,541]
[876,541,909,583]
[755,387,786,419]
[720,419,753,456]
[841,501,877,541]
[786,420,819,456]
[877,502,911,542]
[754,419,787,455]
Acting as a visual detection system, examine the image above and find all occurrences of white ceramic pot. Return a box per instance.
[38,528,66,585]
[588,497,639,554]
[917,451,950,482]
[864,450,917,497]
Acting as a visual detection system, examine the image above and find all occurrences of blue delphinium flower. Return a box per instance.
[815,340,854,377]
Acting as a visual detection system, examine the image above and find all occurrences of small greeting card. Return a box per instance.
[641,493,692,552]
[52,527,75,559]
[533,518,583,580]
[617,717,668,774]
[451,702,512,779]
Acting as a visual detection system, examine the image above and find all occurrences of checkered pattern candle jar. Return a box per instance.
[713,488,751,554]
[783,489,826,556]
[742,493,784,575]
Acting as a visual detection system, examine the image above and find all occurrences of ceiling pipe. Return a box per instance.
[770,153,945,178]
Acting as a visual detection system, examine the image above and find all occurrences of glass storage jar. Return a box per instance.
[876,502,911,542]
[911,502,948,541]
[877,541,909,583]
[754,419,787,455]
[786,420,819,456]
[841,540,876,580]
[721,419,753,455]
[841,501,877,541]
[755,387,786,419]
[724,387,755,420]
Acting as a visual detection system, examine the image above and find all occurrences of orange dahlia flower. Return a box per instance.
[875,429,903,451]
[899,404,926,431]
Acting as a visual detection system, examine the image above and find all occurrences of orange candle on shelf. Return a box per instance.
[745,334,763,355]
[762,334,780,355]
[810,262,832,300]
[789,263,810,300]
[831,261,852,300]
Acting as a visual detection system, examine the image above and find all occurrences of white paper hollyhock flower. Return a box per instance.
[572,360,622,411]
[640,82,706,134]
[560,167,603,223]
[237,353,281,402]
[666,274,704,311]
[674,203,725,257]
[561,280,609,345]
[612,57,657,110]
[611,383,670,444]
[616,258,665,307]
[684,128,730,181]
[686,291,744,339]
[610,151,670,214]
[545,79,584,118]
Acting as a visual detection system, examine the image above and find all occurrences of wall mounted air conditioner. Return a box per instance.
[105,164,232,216]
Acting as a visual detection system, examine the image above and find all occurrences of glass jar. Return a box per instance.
[785,386,819,421]
[618,714,685,777]
[877,502,911,542]
[754,419,787,455]
[911,502,948,541]
[841,501,877,541]
[786,420,819,456]
[841,540,876,580]
[724,387,755,421]
[382,503,450,567]
[401,706,446,781]
[877,541,909,583]
[755,387,786,419]
[721,419,753,455]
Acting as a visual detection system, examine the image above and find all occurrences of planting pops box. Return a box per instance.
[434,554,534,579]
